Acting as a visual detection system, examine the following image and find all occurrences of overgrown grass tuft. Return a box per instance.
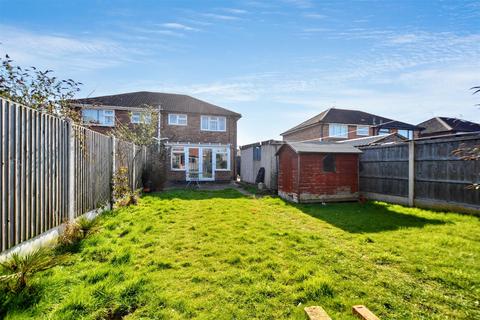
[1,189,479,319]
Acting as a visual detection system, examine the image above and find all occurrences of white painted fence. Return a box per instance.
[0,97,147,252]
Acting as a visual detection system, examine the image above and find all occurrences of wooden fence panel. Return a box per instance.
[360,134,480,213]
[359,144,409,197]
[0,97,144,252]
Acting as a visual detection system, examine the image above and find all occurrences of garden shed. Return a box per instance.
[276,142,362,203]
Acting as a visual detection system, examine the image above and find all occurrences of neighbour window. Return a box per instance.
[378,128,390,135]
[329,123,348,138]
[82,109,115,126]
[253,146,261,161]
[171,146,185,170]
[323,154,336,172]
[357,125,369,136]
[201,116,226,132]
[131,112,152,124]
[168,114,187,125]
[216,147,229,170]
[398,129,413,139]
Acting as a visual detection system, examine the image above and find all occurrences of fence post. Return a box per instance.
[111,135,116,208]
[67,121,75,220]
[132,144,136,190]
[408,140,415,207]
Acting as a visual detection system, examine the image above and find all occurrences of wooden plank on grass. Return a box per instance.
[352,305,380,320]
[304,306,332,320]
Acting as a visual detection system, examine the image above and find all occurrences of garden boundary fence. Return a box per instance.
[0,97,147,252]
[359,133,480,214]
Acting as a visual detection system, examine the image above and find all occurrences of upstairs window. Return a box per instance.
[329,123,348,138]
[201,116,226,132]
[357,125,369,136]
[253,146,261,161]
[82,109,115,126]
[323,154,336,172]
[168,114,187,126]
[398,129,413,139]
[378,128,390,135]
[131,112,152,124]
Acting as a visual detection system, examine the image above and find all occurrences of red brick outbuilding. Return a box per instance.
[276,142,362,203]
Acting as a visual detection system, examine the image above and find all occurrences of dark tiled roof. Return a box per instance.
[281,107,417,135]
[438,117,480,132]
[71,91,241,117]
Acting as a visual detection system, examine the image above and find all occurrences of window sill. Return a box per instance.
[171,168,186,171]
[200,129,227,132]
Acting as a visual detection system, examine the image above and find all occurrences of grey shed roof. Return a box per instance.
[277,141,362,155]
[337,133,406,147]
[71,91,241,117]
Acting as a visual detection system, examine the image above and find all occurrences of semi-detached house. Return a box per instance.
[72,91,241,183]
[281,107,420,142]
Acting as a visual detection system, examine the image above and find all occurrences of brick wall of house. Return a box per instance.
[282,124,324,142]
[81,107,239,181]
[297,153,358,199]
[162,112,239,181]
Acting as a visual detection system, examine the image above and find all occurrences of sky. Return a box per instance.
[1,0,479,145]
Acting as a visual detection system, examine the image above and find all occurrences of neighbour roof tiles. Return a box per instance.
[71,91,241,117]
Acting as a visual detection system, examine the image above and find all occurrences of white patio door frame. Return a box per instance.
[186,146,215,181]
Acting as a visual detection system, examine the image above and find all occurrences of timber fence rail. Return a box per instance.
[359,133,480,214]
[0,97,147,252]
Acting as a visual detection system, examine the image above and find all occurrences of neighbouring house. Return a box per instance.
[72,91,241,183]
[418,117,480,137]
[239,140,284,189]
[281,107,420,142]
[336,133,407,147]
[276,141,362,203]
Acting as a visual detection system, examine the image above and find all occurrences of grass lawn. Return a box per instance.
[1,189,479,319]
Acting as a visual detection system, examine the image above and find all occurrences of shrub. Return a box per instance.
[77,216,97,237]
[57,220,83,252]
[0,248,63,292]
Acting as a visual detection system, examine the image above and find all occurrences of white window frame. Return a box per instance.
[329,123,348,138]
[378,128,390,135]
[171,146,186,171]
[82,109,115,127]
[168,114,188,126]
[357,125,369,136]
[215,147,230,171]
[131,111,152,124]
[201,115,226,132]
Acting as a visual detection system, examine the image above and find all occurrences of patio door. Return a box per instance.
[187,147,215,181]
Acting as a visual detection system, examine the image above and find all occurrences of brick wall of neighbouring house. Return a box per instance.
[282,124,324,142]
[297,153,359,202]
[277,146,299,201]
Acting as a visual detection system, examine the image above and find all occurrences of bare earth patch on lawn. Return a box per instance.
[1,189,479,319]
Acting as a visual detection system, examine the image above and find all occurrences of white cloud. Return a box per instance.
[0,24,136,71]
[222,8,248,14]
[282,0,313,9]
[161,22,199,31]
[304,13,326,19]
[202,13,241,21]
